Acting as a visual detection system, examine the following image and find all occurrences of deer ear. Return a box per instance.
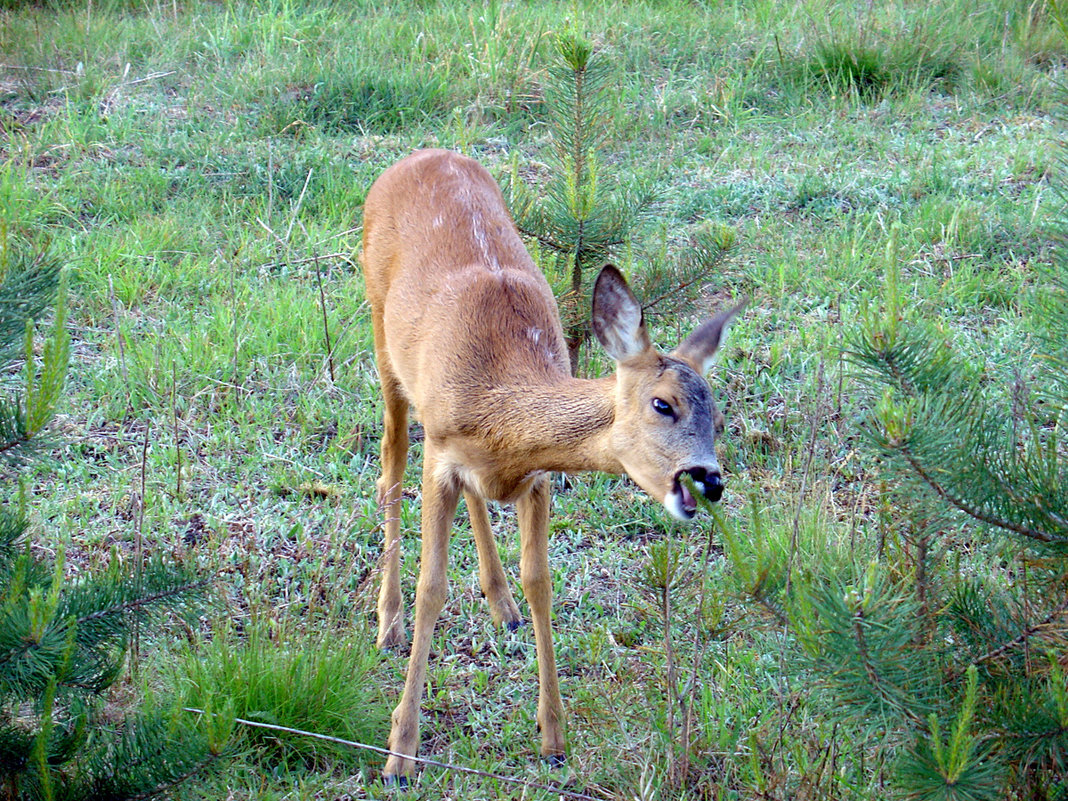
[672,297,748,374]
[591,265,650,362]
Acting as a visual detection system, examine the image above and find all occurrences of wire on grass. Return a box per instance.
[182,708,603,800]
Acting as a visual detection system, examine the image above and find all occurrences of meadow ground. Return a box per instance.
[0,0,1063,798]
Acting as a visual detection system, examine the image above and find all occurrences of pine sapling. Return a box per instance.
[505,33,735,374]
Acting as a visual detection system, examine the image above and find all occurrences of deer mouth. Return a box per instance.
[665,467,723,520]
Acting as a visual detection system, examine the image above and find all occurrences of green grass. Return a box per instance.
[177,621,388,771]
[0,0,1061,797]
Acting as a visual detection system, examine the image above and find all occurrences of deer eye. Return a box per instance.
[651,397,674,418]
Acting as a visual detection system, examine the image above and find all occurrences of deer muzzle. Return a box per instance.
[666,466,724,520]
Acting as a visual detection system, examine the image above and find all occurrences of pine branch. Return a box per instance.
[0,394,29,458]
[849,602,925,726]
[124,751,226,801]
[0,428,32,461]
[848,609,879,687]
[800,572,939,732]
[641,266,719,313]
[76,578,209,625]
[747,567,789,626]
[896,443,1062,545]
[1000,725,1068,740]
[0,567,208,699]
[513,222,577,252]
[951,594,1068,680]
[0,246,60,363]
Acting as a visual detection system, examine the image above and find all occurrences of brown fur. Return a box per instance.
[361,149,744,779]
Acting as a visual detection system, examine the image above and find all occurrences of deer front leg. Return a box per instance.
[383,453,459,781]
[375,373,409,650]
[465,490,522,630]
[518,476,566,764]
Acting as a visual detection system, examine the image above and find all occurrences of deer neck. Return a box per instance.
[479,375,619,476]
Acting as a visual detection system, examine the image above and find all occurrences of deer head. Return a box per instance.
[591,265,745,519]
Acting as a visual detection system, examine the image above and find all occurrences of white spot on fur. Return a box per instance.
[471,211,500,272]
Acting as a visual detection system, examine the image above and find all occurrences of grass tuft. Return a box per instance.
[264,70,455,136]
[800,35,962,100]
[810,40,890,98]
[178,622,389,772]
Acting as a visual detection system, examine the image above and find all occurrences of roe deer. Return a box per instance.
[361,149,744,781]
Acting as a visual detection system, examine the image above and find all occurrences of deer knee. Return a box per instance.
[415,572,448,613]
[521,564,552,607]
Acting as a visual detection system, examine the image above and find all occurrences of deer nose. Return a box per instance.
[704,471,723,502]
[686,467,724,503]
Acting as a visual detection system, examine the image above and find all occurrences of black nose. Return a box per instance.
[686,467,724,503]
[704,472,723,502]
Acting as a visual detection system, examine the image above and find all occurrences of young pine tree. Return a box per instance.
[504,32,734,374]
[0,237,228,800]
[798,142,1068,800]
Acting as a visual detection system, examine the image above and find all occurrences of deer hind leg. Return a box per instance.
[384,450,460,780]
[375,362,410,651]
[518,476,566,764]
[464,490,521,630]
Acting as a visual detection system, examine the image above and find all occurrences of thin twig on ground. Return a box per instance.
[107,274,131,409]
[314,253,335,383]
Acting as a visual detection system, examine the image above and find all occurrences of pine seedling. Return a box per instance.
[505,32,736,373]
[506,33,734,374]
[0,236,227,799]
[896,667,1003,801]
[807,37,1068,793]
[505,32,637,372]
